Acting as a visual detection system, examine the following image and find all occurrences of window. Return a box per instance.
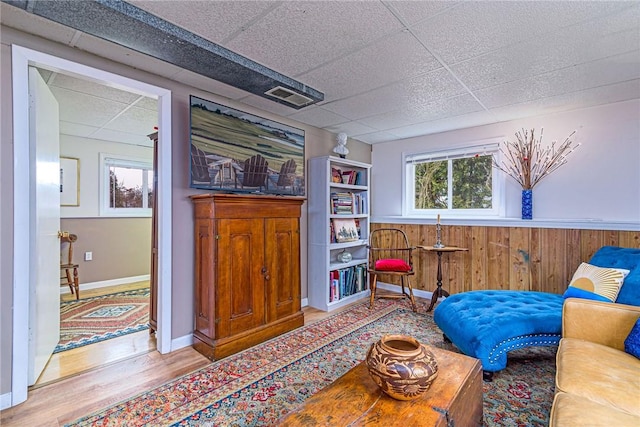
[404,141,503,217]
[100,154,153,216]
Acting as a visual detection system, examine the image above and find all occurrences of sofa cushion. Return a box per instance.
[565,262,629,302]
[589,246,640,306]
[562,286,611,302]
[549,392,640,427]
[556,338,640,417]
[624,318,640,359]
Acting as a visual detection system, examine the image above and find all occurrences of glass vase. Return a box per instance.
[521,189,533,220]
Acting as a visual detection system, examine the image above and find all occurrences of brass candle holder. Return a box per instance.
[433,214,445,248]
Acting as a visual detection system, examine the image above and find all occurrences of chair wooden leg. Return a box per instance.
[369,273,377,309]
[65,269,74,295]
[72,266,80,300]
[405,277,417,312]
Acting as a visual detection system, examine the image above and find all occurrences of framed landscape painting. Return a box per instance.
[189,95,305,196]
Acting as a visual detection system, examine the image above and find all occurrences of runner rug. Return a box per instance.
[67,299,556,426]
[55,288,150,353]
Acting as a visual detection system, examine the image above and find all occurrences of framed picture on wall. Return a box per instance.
[60,156,80,206]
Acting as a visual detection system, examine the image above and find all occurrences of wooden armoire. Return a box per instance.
[190,193,305,360]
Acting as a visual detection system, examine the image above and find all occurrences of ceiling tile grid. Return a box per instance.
[3,0,639,145]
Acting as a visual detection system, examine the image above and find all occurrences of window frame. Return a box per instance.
[99,153,153,217]
[402,138,505,218]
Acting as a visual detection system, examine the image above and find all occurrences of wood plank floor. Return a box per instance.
[36,281,155,387]
[1,294,359,426]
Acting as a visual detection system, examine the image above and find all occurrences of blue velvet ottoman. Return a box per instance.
[433,290,564,379]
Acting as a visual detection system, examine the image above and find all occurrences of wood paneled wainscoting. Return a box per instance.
[371,223,640,295]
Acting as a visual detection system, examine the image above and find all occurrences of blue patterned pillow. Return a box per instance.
[563,286,610,302]
[624,318,640,359]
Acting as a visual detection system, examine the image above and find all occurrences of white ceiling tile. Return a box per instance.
[452,6,640,91]
[49,73,141,104]
[0,3,79,44]
[476,51,640,109]
[322,67,465,120]
[238,94,302,119]
[358,110,421,131]
[325,121,377,137]
[226,1,403,76]
[73,32,186,81]
[298,31,441,102]
[129,0,276,44]
[59,121,98,138]
[173,69,250,101]
[353,131,403,145]
[413,0,634,65]
[287,107,349,128]
[49,88,132,127]
[489,80,640,123]
[386,1,461,27]
[91,128,154,147]
[388,110,498,140]
[104,106,158,136]
[135,96,159,111]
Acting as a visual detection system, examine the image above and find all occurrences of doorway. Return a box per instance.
[11,45,173,406]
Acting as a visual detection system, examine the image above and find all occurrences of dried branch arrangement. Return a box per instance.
[493,128,579,190]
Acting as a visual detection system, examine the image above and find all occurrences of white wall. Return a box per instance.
[372,100,640,224]
[60,135,153,218]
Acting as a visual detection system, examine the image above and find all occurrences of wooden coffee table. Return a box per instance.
[279,346,482,426]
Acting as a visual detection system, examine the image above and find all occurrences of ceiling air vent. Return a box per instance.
[265,86,314,107]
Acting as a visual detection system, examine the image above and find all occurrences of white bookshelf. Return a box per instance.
[308,156,372,311]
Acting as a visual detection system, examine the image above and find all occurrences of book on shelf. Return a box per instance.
[329,265,367,302]
[331,167,343,183]
[330,192,367,215]
[339,169,364,185]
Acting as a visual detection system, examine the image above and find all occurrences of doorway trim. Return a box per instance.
[11,45,173,406]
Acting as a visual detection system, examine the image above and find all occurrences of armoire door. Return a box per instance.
[265,217,301,322]
[216,218,266,337]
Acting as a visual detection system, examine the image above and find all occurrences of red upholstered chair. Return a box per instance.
[367,228,417,311]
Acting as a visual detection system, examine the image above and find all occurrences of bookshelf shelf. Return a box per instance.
[308,156,372,311]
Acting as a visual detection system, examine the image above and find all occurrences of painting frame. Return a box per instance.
[332,218,359,243]
[60,156,80,207]
[189,95,305,196]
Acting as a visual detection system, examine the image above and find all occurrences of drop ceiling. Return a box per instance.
[2,1,639,145]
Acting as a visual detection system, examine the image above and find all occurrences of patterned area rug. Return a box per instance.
[55,288,150,353]
[67,299,556,426]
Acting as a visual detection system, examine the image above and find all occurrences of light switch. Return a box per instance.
[84,251,92,261]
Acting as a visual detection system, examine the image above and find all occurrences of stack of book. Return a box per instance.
[330,192,354,214]
[329,265,367,302]
[330,192,367,215]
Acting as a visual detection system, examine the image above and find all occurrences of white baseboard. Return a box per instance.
[60,274,151,295]
[377,281,435,300]
[171,334,195,351]
[1,392,12,410]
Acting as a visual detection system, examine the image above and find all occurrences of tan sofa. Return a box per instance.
[549,298,640,426]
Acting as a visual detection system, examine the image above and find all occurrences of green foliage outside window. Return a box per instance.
[414,155,492,210]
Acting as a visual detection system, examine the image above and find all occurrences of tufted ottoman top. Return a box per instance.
[434,290,564,371]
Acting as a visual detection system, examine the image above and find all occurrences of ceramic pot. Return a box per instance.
[365,334,438,401]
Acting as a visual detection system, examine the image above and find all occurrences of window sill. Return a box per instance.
[371,215,640,231]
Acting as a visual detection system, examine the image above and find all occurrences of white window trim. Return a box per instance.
[402,138,506,218]
[99,152,153,217]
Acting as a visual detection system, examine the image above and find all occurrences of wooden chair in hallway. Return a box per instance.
[367,228,417,311]
[60,232,80,300]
